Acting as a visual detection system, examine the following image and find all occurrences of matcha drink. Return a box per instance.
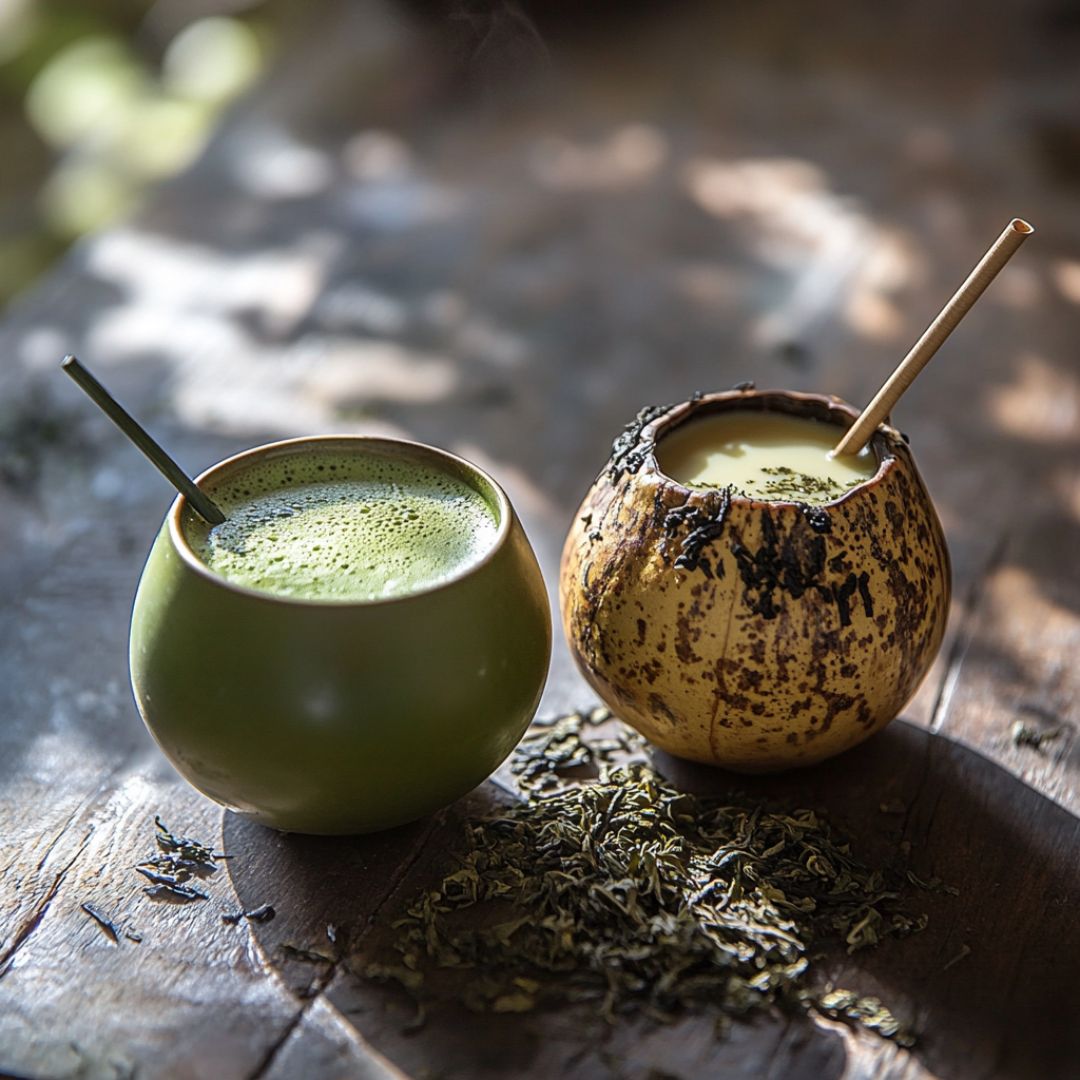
[130,435,551,834]
[657,411,876,503]
[185,449,499,601]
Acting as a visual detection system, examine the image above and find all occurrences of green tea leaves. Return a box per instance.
[368,711,930,1046]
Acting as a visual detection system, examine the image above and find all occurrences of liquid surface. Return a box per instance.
[186,450,499,601]
[657,411,877,503]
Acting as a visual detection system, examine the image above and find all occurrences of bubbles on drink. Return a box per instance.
[186,451,499,601]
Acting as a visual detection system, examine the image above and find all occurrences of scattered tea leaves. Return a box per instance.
[223,904,276,926]
[136,866,188,888]
[154,816,223,868]
[137,852,219,881]
[135,817,224,904]
[367,710,929,1046]
[143,882,209,902]
[511,707,645,795]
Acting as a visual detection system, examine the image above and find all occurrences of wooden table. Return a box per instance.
[2,4,1078,1077]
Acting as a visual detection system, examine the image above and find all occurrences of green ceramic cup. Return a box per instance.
[129,436,551,835]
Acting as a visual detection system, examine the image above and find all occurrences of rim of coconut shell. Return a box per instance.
[637,388,906,508]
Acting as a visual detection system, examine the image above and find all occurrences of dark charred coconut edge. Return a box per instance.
[604,388,904,574]
[607,402,677,483]
[644,388,897,501]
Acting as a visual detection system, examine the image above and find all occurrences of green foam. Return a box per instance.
[185,449,499,601]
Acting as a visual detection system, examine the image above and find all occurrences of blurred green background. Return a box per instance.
[0,0,287,307]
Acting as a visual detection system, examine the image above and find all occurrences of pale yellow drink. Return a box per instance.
[657,411,876,503]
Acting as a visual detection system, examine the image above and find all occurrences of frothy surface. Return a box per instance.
[185,448,499,601]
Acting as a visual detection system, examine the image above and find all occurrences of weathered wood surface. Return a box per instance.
[2,2,1079,1077]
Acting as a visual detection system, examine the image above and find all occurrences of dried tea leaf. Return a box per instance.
[815,989,914,1046]
[154,816,220,869]
[143,882,209,902]
[134,817,224,905]
[223,904,275,925]
[1010,721,1064,751]
[80,903,119,943]
[366,710,936,1045]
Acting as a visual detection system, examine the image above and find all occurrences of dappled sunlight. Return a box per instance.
[452,312,529,367]
[902,124,955,167]
[985,353,1080,444]
[672,262,748,313]
[32,206,531,444]
[844,284,904,341]
[341,130,413,181]
[682,156,917,347]
[339,172,461,232]
[986,565,1079,668]
[86,228,332,329]
[3,674,128,803]
[67,225,463,437]
[223,122,335,200]
[83,237,326,371]
[419,289,466,330]
[987,263,1042,310]
[684,157,827,219]
[314,282,409,336]
[305,340,458,406]
[88,302,246,373]
[1051,259,1080,305]
[16,326,73,373]
[1055,469,1080,527]
[980,566,1080,787]
[338,137,461,231]
[530,124,667,191]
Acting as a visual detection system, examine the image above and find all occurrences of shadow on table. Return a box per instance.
[223,718,1079,1080]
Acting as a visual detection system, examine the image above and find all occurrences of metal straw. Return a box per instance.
[61,355,226,525]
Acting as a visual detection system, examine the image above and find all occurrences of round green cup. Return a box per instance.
[129,436,552,835]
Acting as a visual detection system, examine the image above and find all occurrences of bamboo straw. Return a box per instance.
[833,218,1034,457]
[61,355,227,525]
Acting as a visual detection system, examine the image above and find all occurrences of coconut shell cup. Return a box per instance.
[559,388,950,772]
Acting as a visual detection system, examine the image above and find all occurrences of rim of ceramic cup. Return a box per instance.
[167,434,513,608]
[647,388,900,506]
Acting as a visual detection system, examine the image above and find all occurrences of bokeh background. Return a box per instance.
[0,0,282,303]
